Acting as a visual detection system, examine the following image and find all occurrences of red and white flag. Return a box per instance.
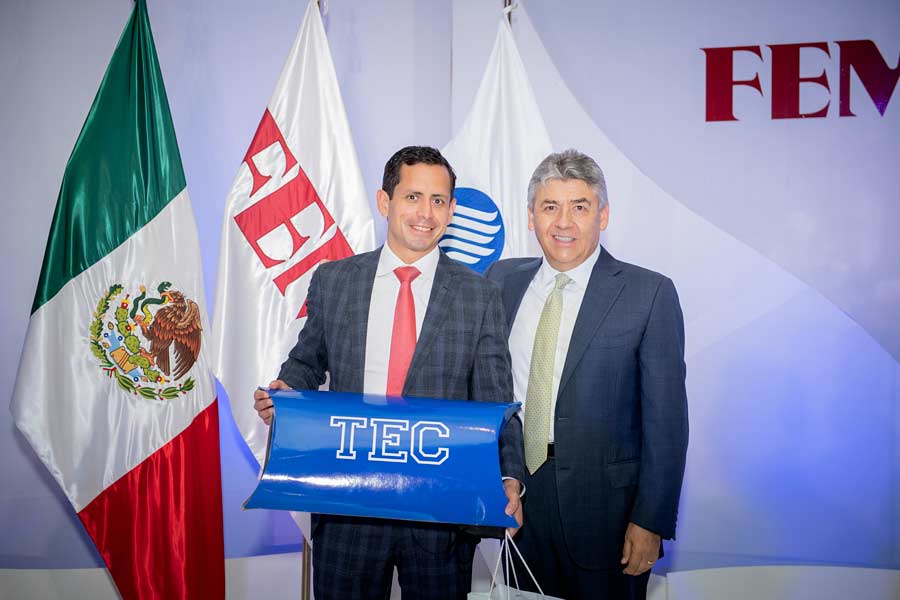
[212,0,375,537]
[10,2,224,597]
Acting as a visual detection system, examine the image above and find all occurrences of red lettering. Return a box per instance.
[837,40,900,116]
[234,112,355,319]
[702,46,764,121]
[769,42,830,119]
[243,110,298,196]
[233,166,333,269]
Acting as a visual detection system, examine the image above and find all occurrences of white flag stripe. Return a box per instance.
[439,238,496,257]
[444,225,494,245]
[453,204,498,221]
[12,191,216,511]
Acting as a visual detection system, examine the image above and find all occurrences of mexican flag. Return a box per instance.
[9,2,224,598]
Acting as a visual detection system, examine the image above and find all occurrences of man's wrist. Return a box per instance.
[502,476,525,497]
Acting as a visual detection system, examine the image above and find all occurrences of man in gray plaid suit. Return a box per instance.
[254,146,525,600]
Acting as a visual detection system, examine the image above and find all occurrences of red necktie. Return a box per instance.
[386,266,421,396]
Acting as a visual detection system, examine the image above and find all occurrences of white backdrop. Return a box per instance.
[1,0,898,598]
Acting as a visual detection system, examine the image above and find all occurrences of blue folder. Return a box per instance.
[243,389,520,528]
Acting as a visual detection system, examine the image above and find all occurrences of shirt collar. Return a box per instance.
[536,243,603,291]
[376,243,440,281]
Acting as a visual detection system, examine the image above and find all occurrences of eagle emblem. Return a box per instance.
[89,282,200,400]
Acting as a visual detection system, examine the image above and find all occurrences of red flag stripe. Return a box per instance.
[78,400,225,599]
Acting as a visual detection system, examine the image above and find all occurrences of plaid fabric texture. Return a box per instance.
[277,247,525,599]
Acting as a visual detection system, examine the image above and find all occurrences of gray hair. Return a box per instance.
[527,149,608,209]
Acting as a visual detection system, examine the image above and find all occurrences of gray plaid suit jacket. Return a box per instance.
[278,246,525,513]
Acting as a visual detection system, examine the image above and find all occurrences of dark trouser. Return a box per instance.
[312,515,476,600]
[511,459,650,600]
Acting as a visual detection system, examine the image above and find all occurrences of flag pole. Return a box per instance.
[303,5,324,599]
[301,534,312,600]
[301,21,321,600]
[301,10,318,600]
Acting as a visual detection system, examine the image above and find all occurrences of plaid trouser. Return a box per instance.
[312,515,477,600]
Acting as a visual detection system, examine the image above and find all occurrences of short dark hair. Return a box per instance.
[381,146,457,199]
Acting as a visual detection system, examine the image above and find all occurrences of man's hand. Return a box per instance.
[620,522,660,576]
[253,380,291,426]
[503,479,523,538]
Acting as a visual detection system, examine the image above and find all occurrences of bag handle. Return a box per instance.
[487,532,546,597]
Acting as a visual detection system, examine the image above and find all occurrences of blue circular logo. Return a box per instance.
[439,187,505,273]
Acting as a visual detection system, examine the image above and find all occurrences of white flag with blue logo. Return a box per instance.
[441,15,553,268]
[441,12,554,585]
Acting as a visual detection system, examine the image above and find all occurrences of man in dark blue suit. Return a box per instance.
[254,146,524,600]
[486,149,688,599]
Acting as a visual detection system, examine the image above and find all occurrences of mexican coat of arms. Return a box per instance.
[89,282,201,400]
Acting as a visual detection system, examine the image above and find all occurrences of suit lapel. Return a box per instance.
[404,253,457,393]
[346,248,379,392]
[558,248,624,395]
[501,259,542,332]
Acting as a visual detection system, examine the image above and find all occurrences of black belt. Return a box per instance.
[546,443,555,459]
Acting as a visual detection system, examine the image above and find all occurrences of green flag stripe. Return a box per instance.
[32,0,186,314]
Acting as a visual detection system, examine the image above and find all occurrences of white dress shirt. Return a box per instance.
[363,244,440,394]
[508,244,603,443]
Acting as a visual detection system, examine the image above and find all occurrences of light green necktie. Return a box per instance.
[524,272,572,474]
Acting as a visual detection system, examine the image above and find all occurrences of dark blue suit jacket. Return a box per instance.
[486,247,688,569]
[278,247,526,509]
